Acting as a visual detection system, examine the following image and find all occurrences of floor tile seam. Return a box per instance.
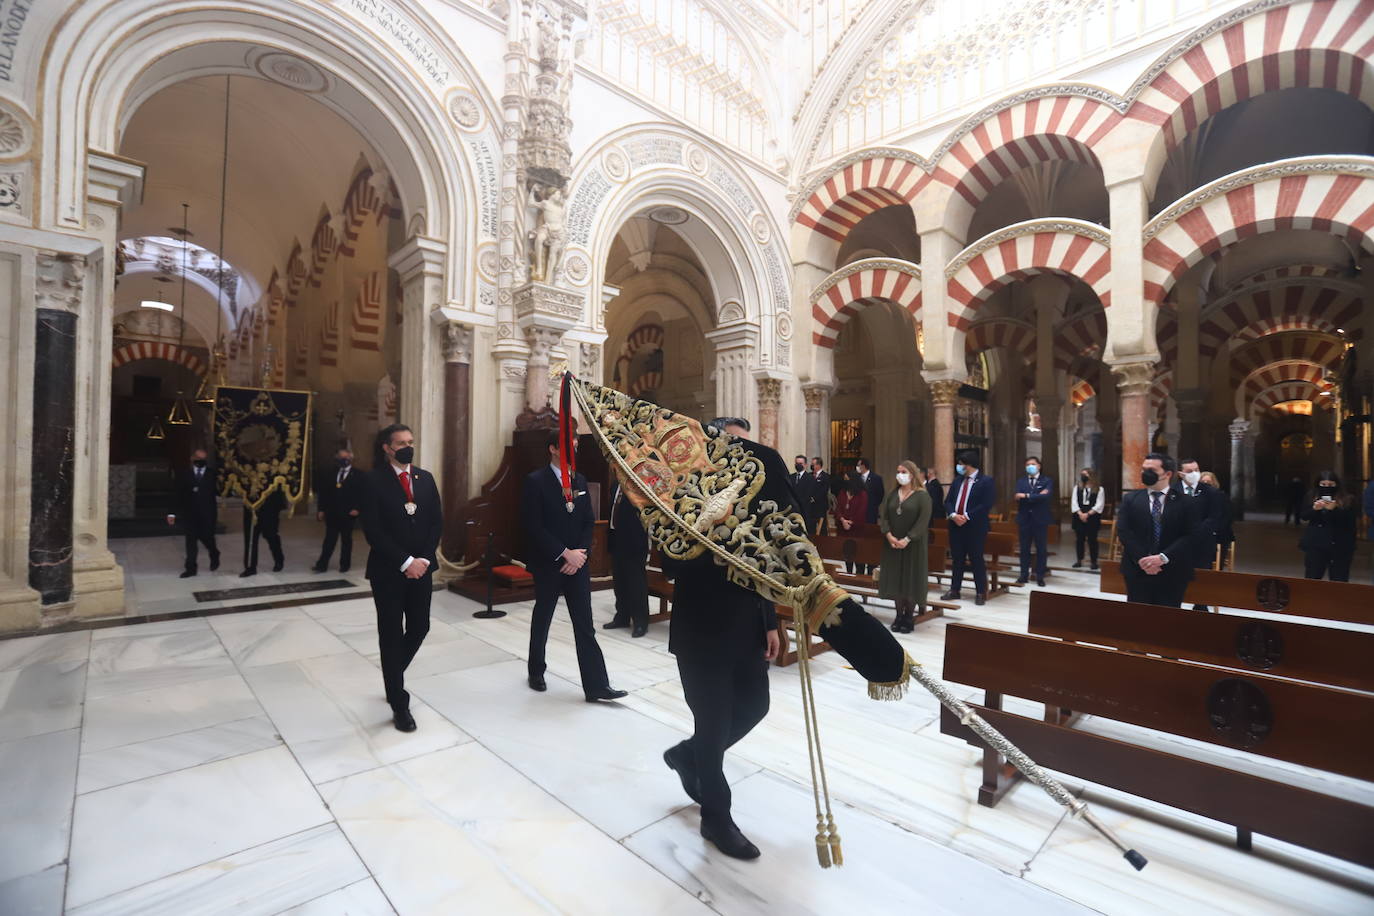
[0,723,82,749]
[61,647,93,914]
[265,876,391,916]
[75,732,286,798]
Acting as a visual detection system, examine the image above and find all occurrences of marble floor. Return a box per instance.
[3,557,1372,914]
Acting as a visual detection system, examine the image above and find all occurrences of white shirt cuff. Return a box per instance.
[400,556,415,572]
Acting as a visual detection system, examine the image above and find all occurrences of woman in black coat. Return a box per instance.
[1299,469,1357,582]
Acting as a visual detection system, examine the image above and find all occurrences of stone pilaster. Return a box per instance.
[1111,360,1156,490]
[440,321,473,559]
[705,323,759,422]
[801,383,831,463]
[754,373,783,449]
[388,236,448,470]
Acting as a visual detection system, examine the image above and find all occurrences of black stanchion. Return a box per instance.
[473,530,506,619]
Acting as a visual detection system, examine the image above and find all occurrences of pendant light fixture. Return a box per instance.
[167,202,194,425]
[198,76,233,406]
[146,414,166,440]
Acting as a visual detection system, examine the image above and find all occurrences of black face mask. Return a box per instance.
[193,459,207,469]
[393,446,414,465]
[1141,468,1160,487]
[795,463,805,472]
[1318,485,1337,496]
[338,458,351,468]
[1080,473,1090,482]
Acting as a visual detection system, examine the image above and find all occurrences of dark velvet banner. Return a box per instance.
[212,386,312,511]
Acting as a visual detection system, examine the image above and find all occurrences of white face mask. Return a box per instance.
[1183,470,1201,487]
[895,473,911,486]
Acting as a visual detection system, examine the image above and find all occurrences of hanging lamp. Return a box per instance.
[199,76,234,407]
[167,202,194,425]
[146,414,166,440]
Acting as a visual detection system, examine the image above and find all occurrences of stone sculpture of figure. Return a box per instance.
[377,373,397,427]
[528,186,567,282]
[536,14,558,68]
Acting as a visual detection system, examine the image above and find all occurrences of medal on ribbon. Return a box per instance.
[404,501,417,516]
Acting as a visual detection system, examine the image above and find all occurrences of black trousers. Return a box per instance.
[528,567,610,695]
[1304,548,1353,582]
[372,573,433,711]
[1123,571,1189,607]
[1072,517,1101,564]
[676,655,770,825]
[317,517,356,571]
[610,549,650,627]
[948,525,988,596]
[1018,520,1049,580]
[242,507,283,571]
[182,521,218,572]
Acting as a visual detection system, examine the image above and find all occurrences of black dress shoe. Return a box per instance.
[528,675,547,692]
[1090,564,1099,571]
[586,687,628,703]
[312,565,327,573]
[1013,578,1028,587]
[700,818,761,860]
[631,623,648,638]
[338,565,349,573]
[940,590,961,601]
[1071,561,1083,569]
[1036,578,1046,587]
[180,570,196,578]
[602,619,630,630]
[272,561,284,572]
[393,708,417,732]
[209,553,220,571]
[974,594,986,606]
[663,743,702,804]
[240,568,257,578]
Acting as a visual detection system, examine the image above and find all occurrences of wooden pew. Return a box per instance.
[811,534,955,622]
[1098,561,1374,626]
[939,622,1374,867]
[773,604,833,667]
[929,527,1020,597]
[1027,591,1374,692]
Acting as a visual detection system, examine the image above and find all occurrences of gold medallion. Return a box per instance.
[404,501,417,515]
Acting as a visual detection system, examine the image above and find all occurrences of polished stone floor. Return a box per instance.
[4,544,1373,914]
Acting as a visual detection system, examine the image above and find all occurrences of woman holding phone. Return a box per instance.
[1299,470,1357,581]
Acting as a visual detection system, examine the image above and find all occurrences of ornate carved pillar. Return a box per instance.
[441,321,473,558]
[928,378,962,484]
[388,237,447,469]
[513,282,582,422]
[755,375,782,448]
[802,383,831,463]
[1111,360,1155,489]
[705,323,758,422]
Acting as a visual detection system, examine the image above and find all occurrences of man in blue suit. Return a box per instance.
[941,449,994,606]
[1014,455,1054,587]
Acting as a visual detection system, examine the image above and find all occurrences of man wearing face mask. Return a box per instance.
[808,457,830,536]
[1116,453,1202,608]
[942,449,995,606]
[167,448,221,578]
[1013,455,1054,587]
[361,424,443,732]
[1178,459,1231,605]
[314,447,364,573]
[792,455,816,534]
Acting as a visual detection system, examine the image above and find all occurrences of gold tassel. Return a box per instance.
[827,818,844,867]
[867,652,916,701]
[815,817,832,868]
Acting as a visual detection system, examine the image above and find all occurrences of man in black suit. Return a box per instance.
[361,423,443,732]
[603,481,650,637]
[1179,458,1231,609]
[522,432,627,702]
[314,447,365,573]
[807,457,830,536]
[167,449,220,577]
[662,420,781,861]
[791,455,815,533]
[1013,455,1054,587]
[240,489,287,577]
[924,467,944,531]
[942,449,995,606]
[855,458,884,574]
[1117,453,1202,608]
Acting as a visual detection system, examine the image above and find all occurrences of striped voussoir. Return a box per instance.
[964,317,1035,361]
[1229,332,1345,386]
[1054,309,1107,372]
[810,260,921,348]
[1127,1,1374,158]
[1149,369,1173,419]
[945,227,1111,331]
[340,166,382,257]
[615,323,663,381]
[111,342,205,376]
[1070,377,1096,406]
[350,271,384,352]
[1251,380,1324,415]
[1142,165,1374,306]
[795,155,926,243]
[1196,284,1360,356]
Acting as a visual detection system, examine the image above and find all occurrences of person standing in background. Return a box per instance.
[942,449,994,606]
[1116,453,1201,608]
[878,460,932,632]
[314,447,364,573]
[855,458,884,573]
[604,480,651,638]
[1299,471,1357,582]
[1198,471,1233,569]
[791,455,815,535]
[1070,468,1105,570]
[923,467,943,531]
[240,489,286,577]
[1013,455,1054,587]
[167,448,220,578]
[1284,476,1306,526]
[808,457,831,536]
[835,472,870,573]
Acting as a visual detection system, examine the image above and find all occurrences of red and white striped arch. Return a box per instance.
[1142,164,1374,306]
[794,153,927,244]
[810,259,922,348]
[945,223,1112,331]
[627,371,663,397]
[309,211,338,288]
[1228,334,1345,387]
[963,317,1036,362]
[1070,377,1097,406]
[1054,308,1107,371]
[1251,379,1325,415]
[1129,0,1374,177]
[350,272,384,352]
[1150,369,1173,419]
[933,95,1117,235]
[1237,362,1329,416]
[615,323,664,382]
[1199,282,1360,356]
[340,167,382,258]
[111,342,205,376]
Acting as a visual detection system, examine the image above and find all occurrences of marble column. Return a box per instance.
[441,321,473,559]
[29,304,77,604]
[869,366,907,474]
[388,237,448,470]
[1036,396,1064,485]
[705,324,758,422]
[928,378,962,484]
[802,383,831,464]
[1111,360,1155,490]
[1174,389,1207,462]
[755,375,782,448]
[1030,274,1069,482]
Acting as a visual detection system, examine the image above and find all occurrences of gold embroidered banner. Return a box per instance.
[212,386,311,512]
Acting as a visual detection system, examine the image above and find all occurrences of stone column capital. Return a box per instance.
[928,378,962,406]
[1109,359,1155,397]
[1228,419,1251,439]
[801,383,831,410]
[441,321,474,364]
[387,236,448,283]
[755,376,783,408]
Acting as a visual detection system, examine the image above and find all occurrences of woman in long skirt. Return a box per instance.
[878,460,932,632]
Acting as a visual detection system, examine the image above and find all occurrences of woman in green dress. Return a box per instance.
[878,460,932,633]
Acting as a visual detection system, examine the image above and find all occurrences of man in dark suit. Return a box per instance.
[314,447,365,573]
[942,449,994,606]
[361,423,443,732]
[854,458,883,573]
[603,481,650,637]
[924,467,944,530]
[240,489,287,577]
[1179,458,1231,609]
[167,449,220,578]
[791,455,815,533]
[522,432,627,702]
[662,422,781,861]
[1014,455,1054,587]
[807,457,830,535]
[1117,453,1202,608]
